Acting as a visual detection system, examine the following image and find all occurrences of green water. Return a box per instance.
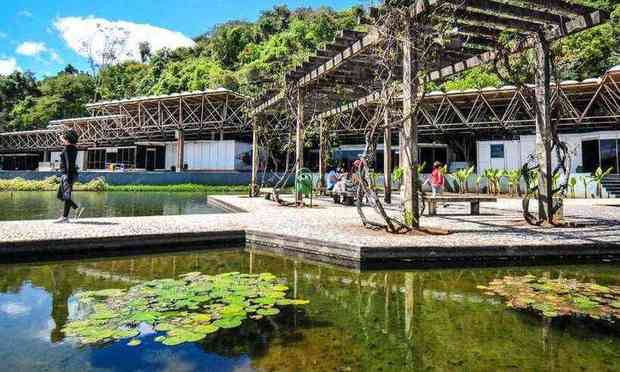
[0,249,618,371]
[0,191,224,221]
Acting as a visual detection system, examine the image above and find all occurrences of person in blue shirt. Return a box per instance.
[325,167,338,191]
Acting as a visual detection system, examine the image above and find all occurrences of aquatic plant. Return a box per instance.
[478,275,620,322]
[62,272,309,346]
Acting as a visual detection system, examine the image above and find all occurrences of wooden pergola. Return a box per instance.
[250,0,609,226]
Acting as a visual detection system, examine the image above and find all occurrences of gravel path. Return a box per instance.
[0,195,618,254]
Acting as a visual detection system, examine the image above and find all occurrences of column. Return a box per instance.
[383,109,392,204]
[402,16,420,228]
[251,118,259,197]
[534,35,554,223]
[295,87,305,205]
[318,119,326,194]
[175,129,184,172]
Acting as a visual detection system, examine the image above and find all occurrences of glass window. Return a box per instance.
[581,140,600,173]
[87,149,106,170]
[117,148,136,168]
[490,144,504,159]
[600,139,618,174]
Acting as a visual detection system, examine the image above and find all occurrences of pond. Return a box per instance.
[0,191,225,221]
[0,249,618,371]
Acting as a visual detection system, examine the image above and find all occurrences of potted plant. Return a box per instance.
[591,166,614,198]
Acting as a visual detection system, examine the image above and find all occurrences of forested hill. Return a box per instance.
[0,2,618,132]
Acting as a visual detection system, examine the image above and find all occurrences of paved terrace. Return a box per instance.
[0,195,618,268]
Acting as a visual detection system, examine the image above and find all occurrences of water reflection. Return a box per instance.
[0,250,618,371]
[0,191,223,221]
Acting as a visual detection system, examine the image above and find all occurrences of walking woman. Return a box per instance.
[55,129,83,223]
[431,161,445,197]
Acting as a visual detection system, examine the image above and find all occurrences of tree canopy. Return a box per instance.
[0,2,618,132]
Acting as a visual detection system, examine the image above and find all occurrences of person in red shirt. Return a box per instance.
[431,161,445,197]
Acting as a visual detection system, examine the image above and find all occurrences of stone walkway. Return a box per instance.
[0,194,619,266]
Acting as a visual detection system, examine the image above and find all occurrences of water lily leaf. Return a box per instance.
[191,313,212,322]
[132,311,160,322]
[127,338,141,346]
[254,297,276,305]
[213,317,243,329]
[272,284,289,292]
[256,308,280,316]
[113,328,140,339]
[62,271,309,347]
[195,324,219,334]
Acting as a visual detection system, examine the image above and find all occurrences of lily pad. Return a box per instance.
[213,317,243,329]
[256,308,280,316]
[127,339,141,346]
[479,275,620,323]
[62,271,309,347]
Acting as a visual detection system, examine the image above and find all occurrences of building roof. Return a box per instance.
[85,88,246,109]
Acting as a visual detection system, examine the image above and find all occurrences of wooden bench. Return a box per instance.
[425,196,497,216]
[259,187,276,200]
[329,191,356,206]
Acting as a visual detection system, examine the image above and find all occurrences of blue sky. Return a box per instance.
[0,0,366,77]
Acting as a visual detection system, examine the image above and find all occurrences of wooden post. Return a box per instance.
[175,129,184,172]
[251,117,259,197]
[384,109,392,204]
[295,87,305,205]
[534,35,554,223]
[318,118,326,195]
[402,16,420,228]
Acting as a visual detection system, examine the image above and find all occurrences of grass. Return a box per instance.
[0,177,250,194]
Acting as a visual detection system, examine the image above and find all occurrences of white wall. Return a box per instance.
[477,140,521,173]
[50,150,85,170]
[477,130,620,174]
[165,140,251,171]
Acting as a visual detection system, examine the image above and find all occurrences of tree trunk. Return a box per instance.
[401,16,420,228]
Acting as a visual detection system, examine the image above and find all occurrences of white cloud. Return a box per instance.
[15,41,63,65]
[0,58,20,75]
[16,41,47,56]
[54,16,196,65]
[18,10,33,18]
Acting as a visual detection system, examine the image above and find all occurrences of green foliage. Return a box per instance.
[568,176,577,198]
[0,178,250,193]
[392,166,403,183]
[6,70,95,131]
[482,168,504,195]
[591,166,614,198]
[448,165,475,194]
[503,169,523,196]
[62,271,309,346]
[442,67,502,91]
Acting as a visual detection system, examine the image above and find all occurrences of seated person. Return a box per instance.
[333,170,354,194]
[325,167,338,191]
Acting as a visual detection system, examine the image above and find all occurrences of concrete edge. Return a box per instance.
[1,226,619,268]
[245,229,362,268]
[360,243,620,260]
[0,230,246,261]
[208,196,248,213]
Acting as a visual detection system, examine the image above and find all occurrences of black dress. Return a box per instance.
[57,145,79,201]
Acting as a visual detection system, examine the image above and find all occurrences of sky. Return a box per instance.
[0,0,368,77]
